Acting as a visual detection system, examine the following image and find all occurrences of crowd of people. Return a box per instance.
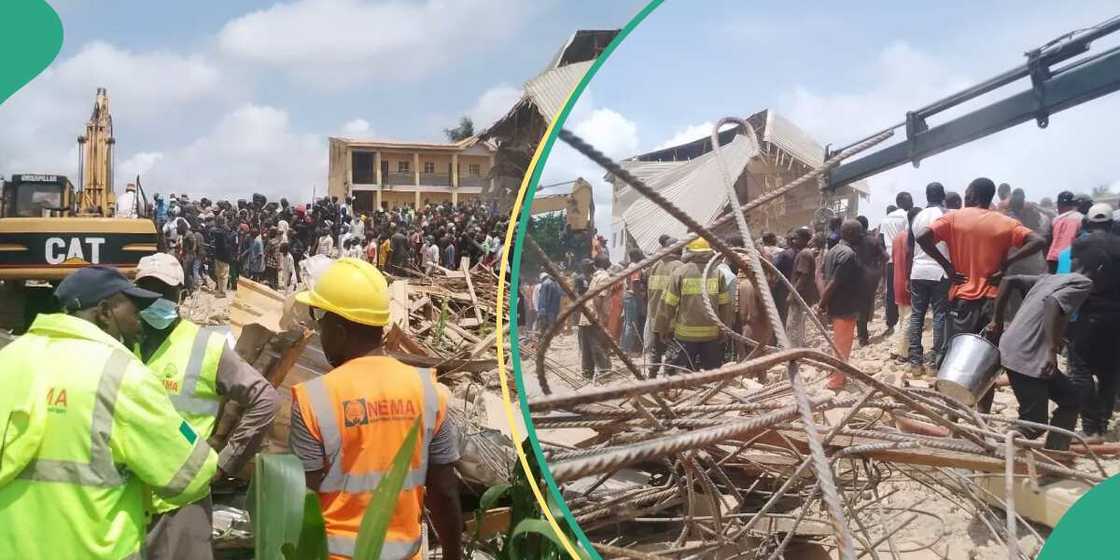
[524,177,1120,449]
[151,193,509,297]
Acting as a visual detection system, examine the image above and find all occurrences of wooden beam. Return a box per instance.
[461,257,484,325]
[389,280,410,334]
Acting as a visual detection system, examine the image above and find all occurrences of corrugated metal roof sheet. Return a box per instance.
[763,111,823,166]
[622,133,759,253]
[761,111,870,195]
[610,160,688,218]
[524,60,593,125]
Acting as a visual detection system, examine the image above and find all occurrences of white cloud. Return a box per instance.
[217,0,538,89]
[655,121,714,150]
[0,41,225,185]
[341,118,372,136]
[777,40,1120,224]
[572,108,639,160]
[467,85,522,130]
[118,152,165,182]
[539,93,641,239]
[126,104,326,202]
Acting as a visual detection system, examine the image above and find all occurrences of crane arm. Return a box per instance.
[827,15,1120,189]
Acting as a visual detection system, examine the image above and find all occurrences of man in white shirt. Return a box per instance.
[906,182,950,374]
[877,192,913,336]
[116,183,139,218]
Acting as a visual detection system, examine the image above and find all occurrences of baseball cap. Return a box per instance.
[1087,202,1114,223]
[55,266,161,312]
[135,252,185,287]
[1057,191,1075,205]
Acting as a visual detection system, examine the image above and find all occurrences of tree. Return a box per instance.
[444,117,475,142]
[1092,184,1113,197]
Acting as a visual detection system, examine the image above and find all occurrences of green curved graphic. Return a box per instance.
[1037,474,1118,558]
[507,1,663,558]
[0,0,62,105]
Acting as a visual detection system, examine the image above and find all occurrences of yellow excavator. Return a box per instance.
[529,177,594,231]
[0,88,158,332]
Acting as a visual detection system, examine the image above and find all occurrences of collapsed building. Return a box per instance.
[607,110,869,258]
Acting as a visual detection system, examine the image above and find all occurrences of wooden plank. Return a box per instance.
[389,280,410,334]
[409,296,430,314]
[229,277,285,337]
[385,324,432,356]
[461,257,484,325]
[444,321,481,344]
[467,324,506,358]
[975,474,1091,528]
[458,318,481,329]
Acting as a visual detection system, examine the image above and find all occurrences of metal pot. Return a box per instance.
[935,333,1002,406]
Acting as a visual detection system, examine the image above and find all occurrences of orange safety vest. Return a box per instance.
[292,356,448,560]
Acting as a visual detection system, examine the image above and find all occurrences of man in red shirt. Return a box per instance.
[916,177,1045,408]
[1046,191,1083,272]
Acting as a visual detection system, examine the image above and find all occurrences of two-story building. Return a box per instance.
[326,136,496,214]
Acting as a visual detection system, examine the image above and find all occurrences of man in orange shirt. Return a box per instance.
[917,177,1045,408]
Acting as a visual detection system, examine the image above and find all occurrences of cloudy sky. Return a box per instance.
[0,0,641,202]
[538,1,1120,235]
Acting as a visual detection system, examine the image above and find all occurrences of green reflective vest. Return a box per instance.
[656,259,733,341]
[0,313,218,560]
[144,319,226,514]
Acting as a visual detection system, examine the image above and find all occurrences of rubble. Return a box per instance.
[514,125,1120,559]
[215,265,514,493]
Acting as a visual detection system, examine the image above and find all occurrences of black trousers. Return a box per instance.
[947,298,996,411]
[1006,368,1081,450]
[1068,316,1120,435]
[884,266,898,329]
[578,325,611,377]
[648,335,669,378]
[671,339,723,372]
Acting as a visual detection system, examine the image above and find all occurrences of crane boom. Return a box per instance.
[78,87,114,213]
[827,15,1120,189]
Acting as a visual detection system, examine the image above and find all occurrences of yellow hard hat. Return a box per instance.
[686,237,713,253]
[295,257,390,326]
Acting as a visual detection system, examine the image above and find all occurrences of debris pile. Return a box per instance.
[216,267,514,493]
[517,125,1118,559]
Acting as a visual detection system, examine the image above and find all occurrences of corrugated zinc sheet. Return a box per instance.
[524,60,594,125]
[622,133,759,253]
[763,111,824,166]
[611,160,688,217]
[762,111,870,195]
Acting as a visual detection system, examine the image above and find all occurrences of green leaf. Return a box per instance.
[472,483,512,544]
[292,490,329,560]
[508,519,569,560]
[352,417,422,560]
[249,454,308,560]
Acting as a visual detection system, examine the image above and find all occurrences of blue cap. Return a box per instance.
[55,265,161,312]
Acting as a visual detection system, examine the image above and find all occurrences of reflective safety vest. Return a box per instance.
[0,313,218,560]
[656,259,733,341]
[646,257,682,333]
[292,356,449,560]
[143,320,227,514]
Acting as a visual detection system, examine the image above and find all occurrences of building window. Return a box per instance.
[468,163,481,176]
[351,152,374,184]
[398,160,410,173]
[423,161,435,174]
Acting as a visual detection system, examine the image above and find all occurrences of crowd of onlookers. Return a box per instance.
[524,178,1120,448]
[152,193,508,296]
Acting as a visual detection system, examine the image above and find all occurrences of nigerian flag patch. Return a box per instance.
[179,420,197,444]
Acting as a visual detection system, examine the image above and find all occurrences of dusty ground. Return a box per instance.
[525,313,1116,559]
